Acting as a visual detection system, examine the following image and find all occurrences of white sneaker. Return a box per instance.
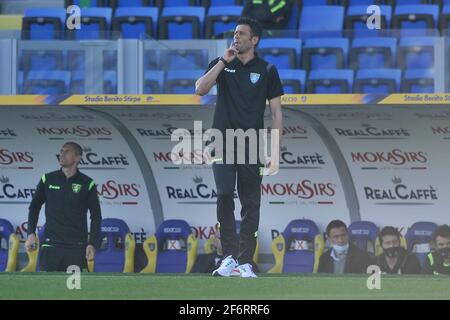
[239,263,257,278]
[212,255,238,277]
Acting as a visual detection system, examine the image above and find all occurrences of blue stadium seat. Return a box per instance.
[141,219,198,273]
[278,69,306,93]
[303,0,328,5]
[257,38,302,69]
[165,70,204,93]
[104,70,117,93]
[354,68,402,93]
[398,36,435,69]
[103,50,117,70]
[89,218,135,272]
[345,5,392,38]
[24,70,71,94]
[205,6,243,39]
[70,7,112,40]
[201,0,243,7]
[160,49,207,70]
[159,6,206,39]
[112,7,159,39]
[268,219,325,273]
[440,4,450,35]
[349,37,397,69]
[393,5,440,37]
[348,221,379,257]
[144,70,165,93]
[67,50,85,72]
[299,6,345,39]
[21,50,65,73]
[405,221,438,267]
[110,0,152,9]
[402,68,434,93]
[144,50,159,70]
[22,8,66,40]
[0,219,19,272]
[70,70,85,94]
[65,0,104,8]
[341,0,380,5]
[394,0,425,5]
[302,37,349,70]
[306,69,354,93]
[285,0,301,31]
[155,0,197,8]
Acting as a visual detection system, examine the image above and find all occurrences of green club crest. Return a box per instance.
[72,183,82,194]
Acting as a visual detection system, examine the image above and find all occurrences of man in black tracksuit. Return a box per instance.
[196,17,284,277]
[26,142,102,272]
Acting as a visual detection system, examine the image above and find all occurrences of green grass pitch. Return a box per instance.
[1,273,450,300]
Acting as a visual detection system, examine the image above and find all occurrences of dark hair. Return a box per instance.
[432,224,450,242]
[64,142,83,157]
[236,17,262,47]
[378,226,401,245]
[326,220,347,236]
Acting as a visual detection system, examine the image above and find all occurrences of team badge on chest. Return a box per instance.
[250,72,260,84]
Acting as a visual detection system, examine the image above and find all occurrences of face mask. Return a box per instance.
[438,247,450,259]
[333,243,349,256]
[384,246,402,258]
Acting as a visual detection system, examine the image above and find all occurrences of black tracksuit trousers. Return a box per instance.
[212,162,263,265]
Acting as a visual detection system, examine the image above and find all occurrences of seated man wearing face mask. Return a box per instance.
[423,224,450,275]
[318,220,370,274]
[373,226,421,275]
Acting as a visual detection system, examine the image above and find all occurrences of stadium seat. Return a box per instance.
[345,5,392,38]
[353,68,401,93]
[164,70,204,93]
[21,225,45,272]
[65,0,104,8]
[303,0,328,5]
[205,6,243,39]
[306,69,354,94]
[278,69,306,93]
[398,36,435,69]
[302,37,349,70]
[110,0,152,9]
[141,219,198,273]
[103,70,117,94]
[159,6,205,39]
[268,219,325,273]
[401,68,435,93]
[299,6,345,39]
[103,50,117,71]
[405,221,438,266]
[349,37,397,69]
[0,219,19,272]
[67,50,85,72]
[144,50,159,70]
[201,0,243,7]
[155,0,197,8]
[112,7,159,39]
[440,4,450,35]
[23,70,71,94]
[68,7,112,40]
[285,0,301,31]
[70,71,85,93]
[257,38,302,69]
[88,218,136,273]
[160,49,207,70]
[21,50,65,73]
[394,0,425,5]
[392,5,440,37]
[348,221,379,257]
[22,8,66,40]
[340,0,381,6]
[144,70,165,93]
